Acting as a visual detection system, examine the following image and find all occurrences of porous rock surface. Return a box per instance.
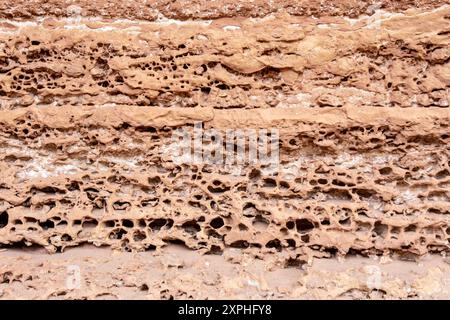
[0,1,449,299]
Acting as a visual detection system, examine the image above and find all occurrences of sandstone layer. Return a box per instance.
[0,0,448,20]
[1,246,450,299]
[0,1,449,300]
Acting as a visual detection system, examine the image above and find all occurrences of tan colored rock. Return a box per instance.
[0,1,449,300]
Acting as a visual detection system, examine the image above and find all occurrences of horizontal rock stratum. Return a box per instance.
[0,1,449,299]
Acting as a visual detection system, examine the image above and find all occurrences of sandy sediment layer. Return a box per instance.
[1,246,450,299]
[0,0,448,20]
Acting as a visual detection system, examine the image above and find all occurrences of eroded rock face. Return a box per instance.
[0,0,447,20]
[1,105,450,260]
[0,1,449,299]
[0,8,448,109]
